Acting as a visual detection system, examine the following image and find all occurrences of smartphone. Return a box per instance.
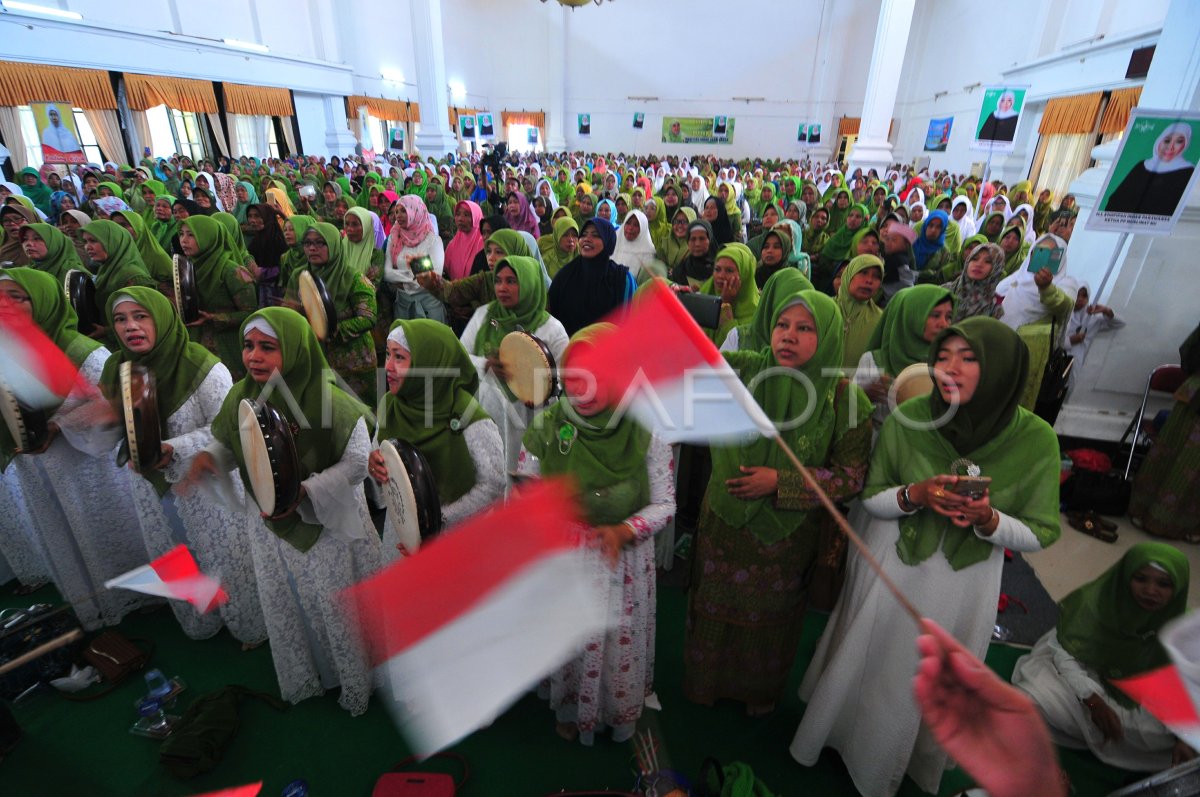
[950,476,991,499]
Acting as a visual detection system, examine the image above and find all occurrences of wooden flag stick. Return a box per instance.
[772,435,923,625]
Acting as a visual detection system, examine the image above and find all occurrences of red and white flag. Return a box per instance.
[104,545,228,613]
[189,784,262,797]
[343,479,608,757]
[1114,613,1200,750]
[565,280,775,444]
[0,303,80,409]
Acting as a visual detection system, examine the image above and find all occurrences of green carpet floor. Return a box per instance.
[1,578,1134,796]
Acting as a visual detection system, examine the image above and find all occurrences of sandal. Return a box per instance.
[1068,511,1117,543]
[1086,511,1118,533]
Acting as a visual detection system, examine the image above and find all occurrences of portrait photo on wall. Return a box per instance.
[33,102,86,164]
[972,85,1027,151]
[797,123,808,142]
[389,127,405,150]
[632,112,644,130]
[578,113,591,136]
[460,115,476,138]
[713,115,728,137]
[478,112,494,137]
[1089,109,1200,234]
[527,127,539,145]
[808,123,821,144]
[924,117,954,152]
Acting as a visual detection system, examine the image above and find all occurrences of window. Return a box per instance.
[268,118,280,159]
[16,105,104,167]
[506,123,542,155]
[171,109,207,162]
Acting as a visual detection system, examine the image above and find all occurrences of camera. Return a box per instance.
[481,142,508,187]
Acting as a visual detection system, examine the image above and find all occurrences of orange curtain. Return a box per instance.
[125,73,217,113]
[346,95,413,123]
[1038,92,1104,135]
[223,83,293,116]
[1099,87,1143,134]
[449,106,478,127]
[501,110,546,128]
[407,101,421,124]
[0,60,116,109]
[838,117,861,136]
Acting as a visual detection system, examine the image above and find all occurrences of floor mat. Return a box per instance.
[996,550,1059,647]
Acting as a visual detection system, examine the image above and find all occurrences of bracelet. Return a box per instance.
[899,484,918,512]
[973,507,999,534]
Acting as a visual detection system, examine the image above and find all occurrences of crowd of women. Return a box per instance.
[0,147,1191,796]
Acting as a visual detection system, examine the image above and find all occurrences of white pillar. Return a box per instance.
[1055,0,1200,440]
[409,0,459,158]
[847,0,915,175]
[545,6,568,153]
[804,2,840,163]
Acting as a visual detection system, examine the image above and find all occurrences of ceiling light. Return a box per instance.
[1,1,83,20]
[223,38,269,54]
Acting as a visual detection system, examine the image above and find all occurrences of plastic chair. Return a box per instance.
[1122,364,1186,479]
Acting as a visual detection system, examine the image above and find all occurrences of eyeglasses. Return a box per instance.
[302,239,328,249]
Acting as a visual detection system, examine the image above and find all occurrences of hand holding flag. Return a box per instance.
[104,544,228,613]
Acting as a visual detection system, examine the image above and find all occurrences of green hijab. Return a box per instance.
[735,267,813,351]
[488,228,533,259]
[99,287,219,495]
[866,284,953,376]
[148,197,180,253]
[821,202,869,263]
[661,207,697,270]
[836,255,885,368]
[211,307,370,551]
[980,211,1007,244]
[16,168,51,215]
[866,318,1059,571]
[113,210,173,284]
[709,290,845,543]
[280,214,316,285]
[213,212,251,266]
[522,324,651,526]
[701,242,760,326]
[341,207,379,277]
[82,219,156,312]
[999,226,1031,276]
[425,177,455,235]
[179,215,244,309]
[286,221,364,309]
[538,216,579,278]
[1057,542,1190,707]
[233,181,259,224]
[825,189,852,231]
[473,256,551,356]
[378,319,488,505]
[22,223,83,282]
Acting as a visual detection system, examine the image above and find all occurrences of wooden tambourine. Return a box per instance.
[116,362,162,473]
[378,438,442,556]
[0,382,49,453]
[172,255,200,323]
[63,269,99,334]
[498,331,559,407]
[238,399,301,518]
[893,362,936,405]
[298,270,338,342]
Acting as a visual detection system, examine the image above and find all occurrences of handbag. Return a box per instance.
[0,604,83,700]
[372,753,469,797]
[1034,319,1074,424]
[82,630,151,684]
[159,685,288,779]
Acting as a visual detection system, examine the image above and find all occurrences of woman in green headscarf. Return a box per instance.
[233,181,259,227]
[148,195,179,254]
[793,317,1062,797]
[405,168,428,197]
[355,172,382,209]
[997,223,1031,277]
[176,215,257,377]
[80,219,157,339]
[701,243,760,347]
[16,222,83,282]
[825,187,852,232]
[213,211,253,268]
[92,288,266,645]
[1013,543,1191,771]
[423,176,456,245]
[818,202,869,272]
[721,267,813,353]
[15,168,52,216]
[418,228,535,331]
[460,255,569,472]
[112,209,174,292]
[370,318,504,557]
[279,214,316,290]
[836,254,885,368]
[282,221,378,400]
[979,209,1007,244]
[518,323,675,745]
[685,290,870,714]
[537,216,579,279]
[188,306,382,715]
[341,206,385,282]
[656,207,696,274]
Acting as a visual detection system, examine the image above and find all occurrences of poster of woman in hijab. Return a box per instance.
[34,102,85,164]
[972,86,1027,152]
[478,113,494,138]
[1090,110,1200,234]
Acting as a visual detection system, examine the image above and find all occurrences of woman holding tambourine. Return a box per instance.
[177,215,257,380]
[460,254,569,474]
[185,307,382,715]
[82,287,267,645]
[282,221,378,403]
[0,267,150,629]
[369,319,505,561]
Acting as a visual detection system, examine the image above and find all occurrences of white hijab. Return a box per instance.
[951,196,977,238]
[996,233,1078,330]
[612,209,658,279]
[1143,122,1194,174]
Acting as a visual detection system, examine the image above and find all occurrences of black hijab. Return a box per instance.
[704,196,734,245]
[670,219,718,286]
[246,203,288,269]
[547,218,630,336]
[470,215,509,275]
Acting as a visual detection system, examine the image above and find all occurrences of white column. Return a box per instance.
[1055,0,1200,440]
[409,0,459,157]
[847,0,915,175]
[804,2,840,163]
[545,6,568,153]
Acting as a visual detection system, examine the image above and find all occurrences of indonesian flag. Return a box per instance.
[0,302,80,409]
[1115,613,1200,750]
[343,479,608,757]
[189,784,262,797]
[565,279,775,444]
[104,545,228,613]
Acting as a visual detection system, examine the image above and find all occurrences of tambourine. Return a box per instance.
[893,362,936,405]
[298,270,337,342]
[378,438,442,556]
[116,362,162,473]
[238,399,301,518]
[63,269,100,334]
[172,255,201,323]
[498,331,559,407]
[0,382,49,454]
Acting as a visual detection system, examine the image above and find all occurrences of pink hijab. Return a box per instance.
[378,189,400,235]
[503,191,540,237]
[443,200,484,280]
[390,194,434,257]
